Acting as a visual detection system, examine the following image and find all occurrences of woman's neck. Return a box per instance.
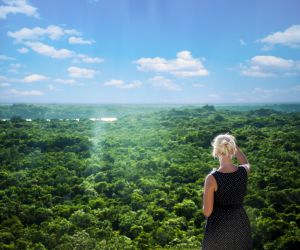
[218,156,235,168]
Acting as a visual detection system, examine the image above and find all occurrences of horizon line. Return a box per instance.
[1,102,300,106]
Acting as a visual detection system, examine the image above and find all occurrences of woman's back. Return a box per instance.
[213,165,248,207]
[202,165,253,250]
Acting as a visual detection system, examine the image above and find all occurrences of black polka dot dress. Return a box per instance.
[202,165,253,250]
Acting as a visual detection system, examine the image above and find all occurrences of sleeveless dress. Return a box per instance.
[202,165,253,250]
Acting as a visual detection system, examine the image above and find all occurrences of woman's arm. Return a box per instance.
[202,174,216,218]
[235,146,250,173]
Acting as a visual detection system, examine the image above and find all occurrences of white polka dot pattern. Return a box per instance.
[202,166,253,250]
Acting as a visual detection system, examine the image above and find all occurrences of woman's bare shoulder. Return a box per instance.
[204,172,217,191]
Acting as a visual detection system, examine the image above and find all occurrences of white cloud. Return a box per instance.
[134,50,209,77]
[240,39,246,46]
[23,42,102,63]
[251,87,290,99]
[10,63,21,68]
[293,85,300,91]
[9,63,21,73]
[8,25,103,63]
[54,78,77,85]
[261,45,273,51]
[80,56,103,64]
[48,84,62,91]
[251,56,294,68]
[26,41,74,59]
[1,74,70,85]
[252,87,274,96]
[103,79,142,89]
[118,80,141,89]
[208,93,220,99]
[23,74,48,83]
[258,25,300,48]
[0,0,38,19]
[74,54,104,64]
[68,66,97,78]
[252,86,300,95]
[0,75,9,81]
[232,86,300,101]
[2,88,44,97]
[103,79,124,87]
[148,76,181,91]
[192,83,205,88]
[240,55,300,77]
[17,47,28,53]
[69,36,95,45]
[8,25,80,42]
[0,54,15,60]
[48,84,55,91]
[0,82,11,87]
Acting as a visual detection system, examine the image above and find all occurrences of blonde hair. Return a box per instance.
[211,133,237,159]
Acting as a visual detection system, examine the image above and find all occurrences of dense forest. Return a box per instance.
[0,104,299,249]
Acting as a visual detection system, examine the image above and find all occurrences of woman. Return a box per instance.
[201,133,253,250]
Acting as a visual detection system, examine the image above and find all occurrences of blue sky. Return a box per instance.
[0,0,300,104]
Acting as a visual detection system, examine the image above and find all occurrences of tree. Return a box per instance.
[174,199,198,220]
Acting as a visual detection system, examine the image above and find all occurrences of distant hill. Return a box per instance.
[0,103,299,119]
